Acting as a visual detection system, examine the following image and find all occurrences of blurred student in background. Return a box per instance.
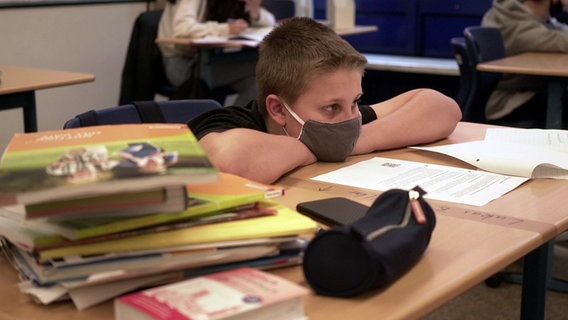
[481,0,568,125]
[158,0,276,105]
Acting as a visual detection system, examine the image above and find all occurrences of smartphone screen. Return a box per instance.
[296,197,369,227]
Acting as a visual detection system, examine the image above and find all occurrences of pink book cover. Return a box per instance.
[116,267,308,319]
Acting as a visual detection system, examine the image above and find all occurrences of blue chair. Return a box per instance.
[463,26,545,128]
[463,26,506,124]
[450,37,474,113]
[63,99,222,129]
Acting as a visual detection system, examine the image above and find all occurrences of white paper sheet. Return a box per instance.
[413,128,568,179]
[191,36,260,47]
[191,27,272,47]
[68,273,176,310]
[485,128,568,152]
[311,157,528,206]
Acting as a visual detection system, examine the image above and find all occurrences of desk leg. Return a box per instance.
[520,241,553,320]
[0,91,37,132]
[198,49,213,89]
[22,91,37,133]
[545,81,564,129]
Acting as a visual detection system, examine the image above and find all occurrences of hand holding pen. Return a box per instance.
[228,18,249,34]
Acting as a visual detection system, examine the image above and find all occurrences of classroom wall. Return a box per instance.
[0,2,148,152]
[314,0,493,58]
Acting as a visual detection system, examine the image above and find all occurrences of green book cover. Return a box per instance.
[5,173,285,251]
[0,123,218,206]
[36,201,318,262]
[67,172,285,240]
[22,185,187,220]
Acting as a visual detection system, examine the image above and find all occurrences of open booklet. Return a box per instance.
[191,27,273,47]
[412,128,568,179]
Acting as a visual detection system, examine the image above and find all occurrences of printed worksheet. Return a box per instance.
[311,157,528,206]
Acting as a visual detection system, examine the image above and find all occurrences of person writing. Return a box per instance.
[188,17,462,184]
[158,0,276,105]
[481,0,568,124]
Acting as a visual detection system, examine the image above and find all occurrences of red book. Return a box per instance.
[114,267,309,320]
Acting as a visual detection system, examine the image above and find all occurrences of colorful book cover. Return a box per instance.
[0,124,218,206]
[6,240,279,285]
[59,172,286,240]
[36,201,318,262]
[114,267,308,320]
[0,173,286,251]
[35,204,278,251]
[11,185,187,220]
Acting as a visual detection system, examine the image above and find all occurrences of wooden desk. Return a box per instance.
[155,25,378,89]
[279,121,566,320]
[154,25,379,46]
[363,53,459,76]
[0,122,564,319]
[0,65,95,132]
[330,25,378,37]
[477,52,568,129]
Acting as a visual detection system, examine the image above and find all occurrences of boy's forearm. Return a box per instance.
[199,129,316,184]
[354,89,461,153]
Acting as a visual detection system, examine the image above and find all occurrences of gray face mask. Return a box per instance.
[282,100,362,162]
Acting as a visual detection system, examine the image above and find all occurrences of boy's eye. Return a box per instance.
[323,104,341,112]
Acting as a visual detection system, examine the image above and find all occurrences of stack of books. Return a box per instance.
[0,124,318,310]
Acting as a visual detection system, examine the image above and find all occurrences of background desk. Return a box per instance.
[363,53,459,76]
[0,65,95,132]
[1,122,565,319]
[155,25,378,90]
[154,25,379,46]
[477,52,568,129]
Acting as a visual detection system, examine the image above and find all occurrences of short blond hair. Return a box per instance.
[256,17,367,114]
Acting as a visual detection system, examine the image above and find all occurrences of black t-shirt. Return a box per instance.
[188,100,378,140]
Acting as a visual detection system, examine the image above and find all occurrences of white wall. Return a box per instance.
[0,2,149,151]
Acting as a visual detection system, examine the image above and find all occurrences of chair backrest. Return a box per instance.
[462,26,506,123]
[118,10,175,105]
[450,37,473,112]
[263,0,296,21]
[63,99,222,129]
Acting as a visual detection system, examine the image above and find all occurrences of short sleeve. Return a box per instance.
[188,101,267,140]
[359,105,378,124]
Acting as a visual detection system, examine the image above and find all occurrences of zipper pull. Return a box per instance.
[409,190,427,224]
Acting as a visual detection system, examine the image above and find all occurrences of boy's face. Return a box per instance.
[283,68,363,137]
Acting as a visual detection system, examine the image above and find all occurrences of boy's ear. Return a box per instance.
[265,94,287,126]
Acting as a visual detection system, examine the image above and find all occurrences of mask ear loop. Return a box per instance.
[281,99,306,139]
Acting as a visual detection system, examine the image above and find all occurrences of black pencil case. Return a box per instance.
[302,186,436,297]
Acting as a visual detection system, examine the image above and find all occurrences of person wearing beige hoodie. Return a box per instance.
[481,0,568,123]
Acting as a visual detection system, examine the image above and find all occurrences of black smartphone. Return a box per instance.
[296,197,369,227]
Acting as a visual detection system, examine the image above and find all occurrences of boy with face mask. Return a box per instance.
[188,17,462,184]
